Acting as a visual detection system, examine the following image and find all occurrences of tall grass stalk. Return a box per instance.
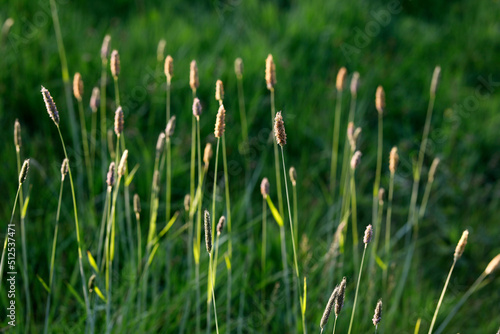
[235,58,248,146]
[419,158,440,219]
[166,75,172,221]
[384,170,395,289]
[350,161,360,270]
[100,49,109,177]
[77,97,93,194]
[330,77,344,193]
[372,110,383,242]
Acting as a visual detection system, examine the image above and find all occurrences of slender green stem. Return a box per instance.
[384,172,395,290]
[293,184,298,253]
[166,80,172,221]
[279,224,292,330]
[330,89,343,193]
[209,253,220,334]
[332,316,338,334]
[211,138,221,271]
[350,171,359,270]
[98,188,111,268]
[347,245,368,334]
[236,76,248,145]
[78,99,93,194]
[90,109,97,174]
[261,197,267,327]
[372,113,383,244]
[270,89,284,219]
[419,176,435,219]
[100,63,108,177]
[0,185,21,291]
[339,92,357,200]
[120,136,134,272]
[428,259,457,334]
[114,78,121,107]
[136,212,142,275]
[44,178,64,334]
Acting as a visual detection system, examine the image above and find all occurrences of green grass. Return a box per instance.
[1,0,500,332]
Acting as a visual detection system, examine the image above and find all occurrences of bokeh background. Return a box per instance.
[1,0,499,332]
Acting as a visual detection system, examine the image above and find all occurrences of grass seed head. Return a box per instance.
[214,104,226,138]
[41,86,60,125]
[378,187,385,205]
[90,87,100,112]
[133,193,141,215]
[274,111,287,146]
[157,39,166,62]
[164,55,173,81]
[217,216,225,236]
[320,286,338,330]
[375,85,385,115]
[88,274,96,293]
[350,72,360,96]
[100,34,111,61]
[110,50,120,79]
[234,57,243,78]
[61,158,69,181]
[204,209,212,253]
[215,79,224,102]
[203,143,213,169]
[372,299,383,327]
[184,194,191,212]
[118,150,128,177]
[431,66,441,97]
[19,158,30,184]
[73,72,84,101]
[336,67,347,91]
[335,277,347,317]
[364,224,373,244]
[389,146,399,174]
[190,60,199,91]
[14,119,21,152]
[485,254,500,275]
[428,157,440,182]
[265,54,276,90]
[289,166,297,186]
[454,230,469,261]
[166,115,176,138]
[107,162,115,187]
[261,177,270,199]
[351,150,362,170]
[156,132,166,156]
[114,106,124,136]
[192,97,202,118]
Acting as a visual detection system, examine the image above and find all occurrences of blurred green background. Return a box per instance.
[1,0,499,332]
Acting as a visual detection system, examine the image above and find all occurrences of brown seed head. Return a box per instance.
[274,111,287,146]
[157,39,166,62]
[90,87,100,113]
[166,115,176,138]
[73,72,84,101]
[204,210,212,253]
[261,177,270,199]
[107,162,115,187]
[364,224,373,244]
[485,254,500,275]
[100,35,111,61]
[320,286,338,330]
[334,277,347,317]
[375,85,385,115]
[118,149,128,177]
[289,167,297,186]
[61,158,69,181]
[378,188,385,205]
[14,119,21,152]
[41,86,60,125]
[336,67,347,91]
[215,79,224,102]
[203,143,213,169]
[190,60,199,91]
[430,66,441,97]
[234,57,243,78]
[389,146,399,174]
[454,230,469,261]
[217,216,225,236]
[114,106,124,136]
[184,194,191,212]
[351,151,362,170]
[192,97,202,118]
[19,159,30,184]
[428,157,440,182]
[88,274,96,293]
[133,193,141,215]
[372,299,383,327]
[350,72,360,96]
[265,54,276,90]
[214,104,226,138]
[156,132,166,156]
[110,50,120,79]
[164,55,174,81]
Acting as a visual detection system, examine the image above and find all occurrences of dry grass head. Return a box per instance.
[166,115,176,138]
[118,149,128,177]
[372,299,383,327]
[375,85,385,115]
[88,274,96,293]
[274,111,287,146]
[364,224,373,244]
[454,230,469,261]
[351,150,362,170]
[73,72,84,101]
[485,254,500,275]
[389,146,399,174]
[110,50,120,79]
[204,209,212,253]
[100,35,111,61]
[41,86,60,126]
[347,122,362,151]
[19,158,30,184]
[192,97,202,119]
[214,104,226,138]
[164,55,173,81]
[215,79,224,103]
[350,72,360,97]
[133,193,141,218]
[203,143,213,169]
[320,286,338,330]
[14,119,21,152]
[217,216,225,236]
[184,194,191,212]
[107,162,115,187]
[90,87,100,113]
[378,188,385,205]
[157,39,166,62]
[234,58,243,78]
[428,157,440,182]
[336,67,347,91]
[431,66,441,97]
[114,106,124,136]
[289,167,297,186]
[61,158,69,181]
[265,54,276,90]
[335,277,347,317]
[261,177,270,199]
[190,60,199,92]
[156,132,166,157]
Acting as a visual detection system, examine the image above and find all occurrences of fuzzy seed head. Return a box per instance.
[14,119,21,151]
[166,115,176,138]
[190,60,199,91]
[372,299,383,327]
[90,87,100,112]
[73,72,84,101]
[261,178,270,199]
[234,58,243,78]
[157,39,166,62]
[164,55,173,80]
[118,150,128,177]
[114,106,124,136]
[107,162,115,187]
[192,97,202,118]
[364,224,373,244]
[347,122,360,151]
[88,274,96,293]
[215,79,224,102]
[41,86,60,125]
[320,286,338,329]
[378,188,385,205]
[110,50,120,78]
[485,254,500,275]
[133,193,141,215]
[350,72,360,96]
[334,277,347,317]
[217,216,225,236]
[265,54,276,90]
[389,146,399,174]
[19,159,30,184]
[184,194,191,212]
[204,210,212,253]
[61,158,69,181]
[428,157,440,182]
[203,143,213,169]
[100,35,111,61]
[375,85,385,115]
[289,167,297,186]
[351,151,362,170]
[454,230,469,260]
[214,104,226,138]
[274,111,287,146]
[156,132,166,156]
[430,66,441,97]
[336,67,347,91]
